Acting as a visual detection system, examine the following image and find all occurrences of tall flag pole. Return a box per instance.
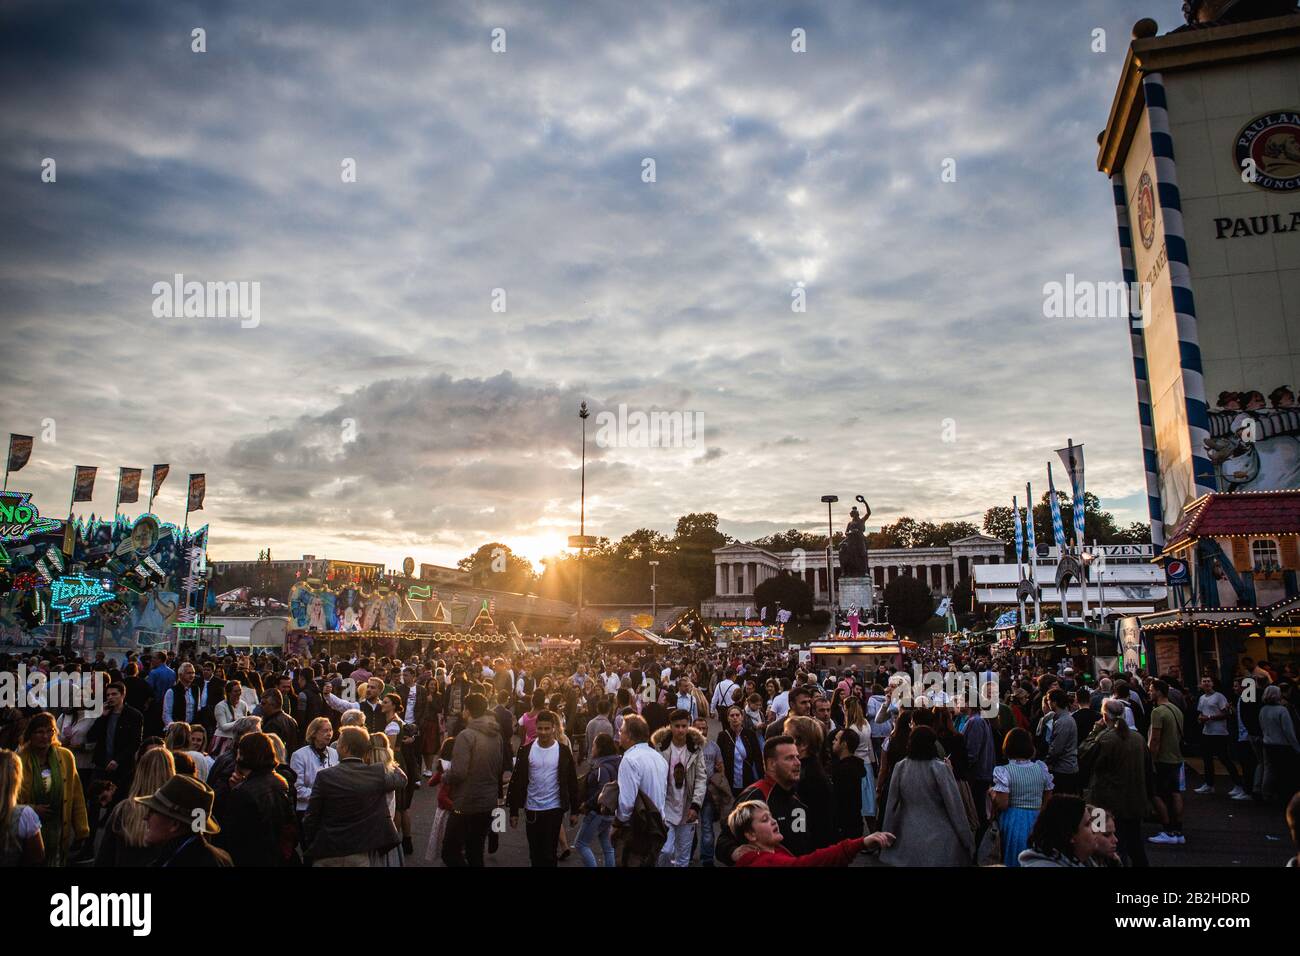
[1012,495,1026,628]
[148,464,170,515]
[1025,481,1042,626]
[5,435,33,492]
[1057,440,1090,623]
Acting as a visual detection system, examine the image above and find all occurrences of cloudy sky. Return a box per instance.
[0,0,1188,572]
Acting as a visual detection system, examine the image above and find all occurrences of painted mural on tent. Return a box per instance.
[288,580,400,633]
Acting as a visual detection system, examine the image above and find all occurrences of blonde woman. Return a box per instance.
[843,698,879,826]
[94,747,176,867]
[165,722,213,783]
[0,749,45,866]
[17,713,88,867]
[289,718,338,815]
[364,733,403,867]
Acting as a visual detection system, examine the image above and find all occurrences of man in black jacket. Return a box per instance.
[359,678,386,734]
[259,689,300,752]
[88,681,143,799]
[303,726,407,865]
[507,710,580,866]
[443,694,505,867]
[714,735,812,866]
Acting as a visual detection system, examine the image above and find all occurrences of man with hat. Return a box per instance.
[134,775,232,867]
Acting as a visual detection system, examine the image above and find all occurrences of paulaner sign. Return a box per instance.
[1214,211,1300,238]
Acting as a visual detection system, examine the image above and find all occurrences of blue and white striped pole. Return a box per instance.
[1111,170,1165,547]
[1142,72,1218,506]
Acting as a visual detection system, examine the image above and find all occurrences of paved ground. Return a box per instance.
[404,734,1293,868]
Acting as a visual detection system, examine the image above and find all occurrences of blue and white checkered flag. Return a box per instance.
[1012,495,1024,567]
[1047,462,1067,550]
[1024,482,1037,555]
[1056,443,1087,546]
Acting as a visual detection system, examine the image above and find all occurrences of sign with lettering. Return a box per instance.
[1235,111,1300,192]
[50,574,114,623]
[0,491,61,544]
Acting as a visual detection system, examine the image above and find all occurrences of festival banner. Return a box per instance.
[6,435,33,479]
[1024,481,1038,555]
[1056,442,1087,546]
[1012,495,1024,567]
[149,464,170,506]
[1047,462,1067,550]
[117,467,142,504]
[72,466,97,503]
[186,474,206,513]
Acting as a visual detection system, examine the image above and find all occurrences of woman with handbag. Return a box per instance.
[574,733,621,867]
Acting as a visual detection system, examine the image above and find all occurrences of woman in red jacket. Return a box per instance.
[729,800,895,867]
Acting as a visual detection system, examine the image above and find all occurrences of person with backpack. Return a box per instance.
[574,732,621,867]
[1147,679,1187,846]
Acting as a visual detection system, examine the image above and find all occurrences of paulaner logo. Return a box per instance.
[0,665,105,717]
[151,273,261,328]
[50,887,151,936]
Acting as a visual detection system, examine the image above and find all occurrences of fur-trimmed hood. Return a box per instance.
[651,725,705,753]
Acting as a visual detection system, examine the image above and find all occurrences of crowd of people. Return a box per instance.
[0,639,1297,868]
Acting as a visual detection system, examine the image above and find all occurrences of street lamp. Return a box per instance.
[821,495,838,616]
[649,559,660,619]
[568,402,598,637]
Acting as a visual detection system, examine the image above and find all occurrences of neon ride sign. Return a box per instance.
[51,574,115,623]
[0,492,62,543]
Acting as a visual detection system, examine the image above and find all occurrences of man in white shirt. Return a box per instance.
[711,669,738,720]
[604,668,622,695]
[163,662,207,728]
[1194,676,1245,797]
[614,714,668,864]
[507,710,579,866]
[767,679,791,724]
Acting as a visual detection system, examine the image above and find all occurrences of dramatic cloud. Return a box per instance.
[0,0,1185,570]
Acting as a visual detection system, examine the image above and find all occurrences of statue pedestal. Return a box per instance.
[837,576,875,614]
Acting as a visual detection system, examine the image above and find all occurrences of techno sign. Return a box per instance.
[50,574,115,623]
[0,491,62,544]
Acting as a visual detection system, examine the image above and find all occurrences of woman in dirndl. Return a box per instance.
[990,727,1054,867]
